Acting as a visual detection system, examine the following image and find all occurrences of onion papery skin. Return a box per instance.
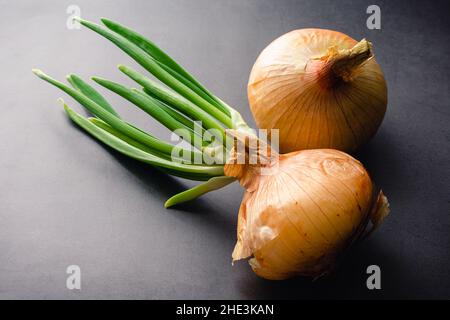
[225,148,387,280]
[248,29,387,153]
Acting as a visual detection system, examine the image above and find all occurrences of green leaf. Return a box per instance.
[89,117,171,160]
[156,61,230,115]
[164,176,235,208]
[91,76,198,146]
[67,74,120,118]
[63,102,224,180]
[76,18,232,127]
[119,64,226,134]
[101,17,231,117]
[136,89,198,133]
[32,69,179,157]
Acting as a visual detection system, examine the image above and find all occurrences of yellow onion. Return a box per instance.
[248,29,388,153]
[224,131,389,280]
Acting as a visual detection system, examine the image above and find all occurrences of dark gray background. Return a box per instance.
[0,0,449,299]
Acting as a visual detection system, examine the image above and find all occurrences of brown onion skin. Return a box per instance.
[248,29,387,153]
[226,148,377,280]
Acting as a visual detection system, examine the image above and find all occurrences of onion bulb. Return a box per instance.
[225,131,389,280]
[248,29,388,153]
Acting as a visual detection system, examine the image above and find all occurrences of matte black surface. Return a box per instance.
[0,0,449,299]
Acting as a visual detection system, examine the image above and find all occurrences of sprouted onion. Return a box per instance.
[33,18,389,279]
[248,29,388,153]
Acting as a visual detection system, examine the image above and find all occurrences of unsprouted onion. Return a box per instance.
[33,18,389,280]
[248,29,388,153]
